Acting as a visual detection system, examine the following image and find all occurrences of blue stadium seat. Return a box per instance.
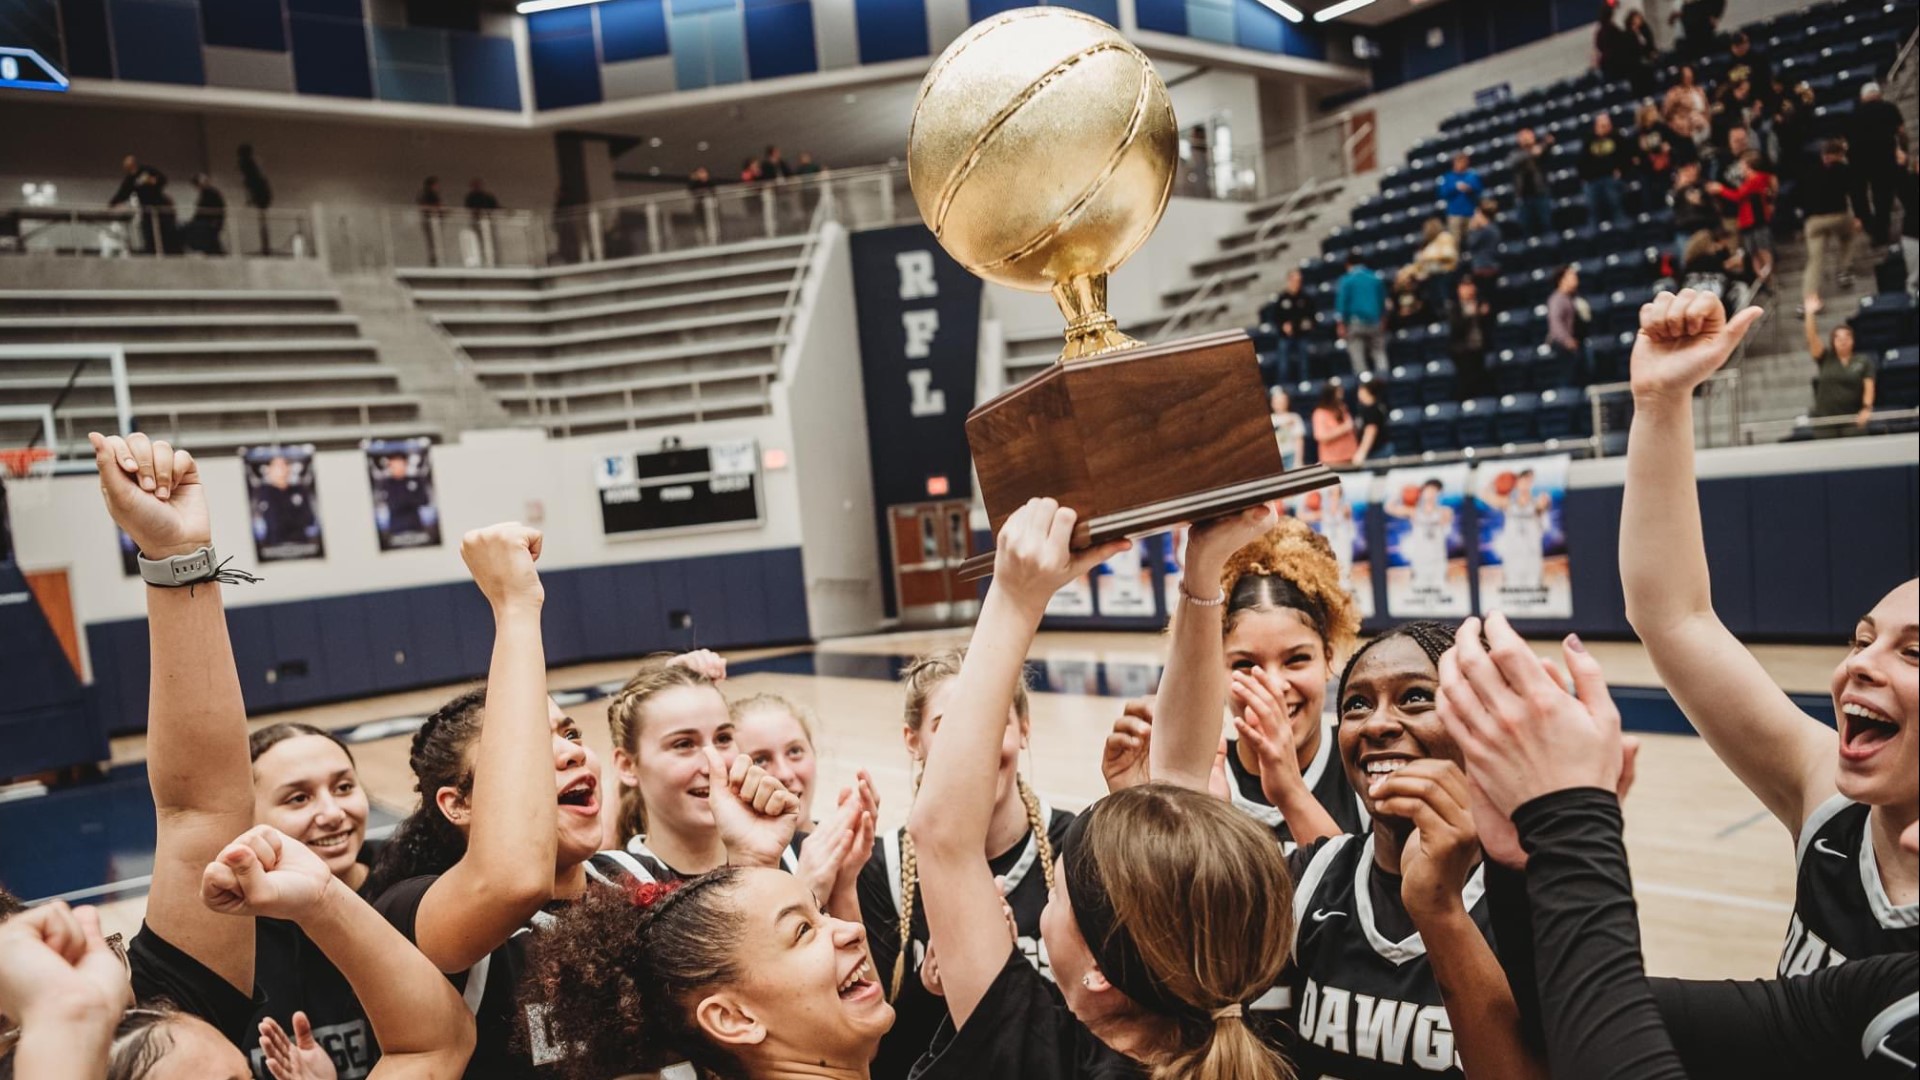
[1494,306,1546,351]
[1385,364,1425,410]
[1421,359,1458,404]
[1530,345,1579,390]
[1248,323,1280,352]
[1607,287,1657,334]
[1853,293,1916,350]
[1388,326,1430,367]
[1419,401,1460,451]
[1456,396,1499,447]
[1535,386,1586,439]
[1584,330,1635,384]
[1496,392,1541,443]
[1878,346,1919,407]
[1387,407,1422,455]
[1492,347,1535,395]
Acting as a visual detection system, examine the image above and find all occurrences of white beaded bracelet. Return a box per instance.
[1180,582,1227,607]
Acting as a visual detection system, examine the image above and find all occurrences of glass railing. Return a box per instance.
[0,204,322,259]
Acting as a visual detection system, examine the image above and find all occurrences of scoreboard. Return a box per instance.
[2,0,69,93]
[596,439,762,539]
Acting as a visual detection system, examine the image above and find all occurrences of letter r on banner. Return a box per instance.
[897,251,938,299]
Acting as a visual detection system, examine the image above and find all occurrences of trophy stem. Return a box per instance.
[1052,273,1140,362]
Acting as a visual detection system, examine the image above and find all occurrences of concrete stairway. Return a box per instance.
[329,270,510,439]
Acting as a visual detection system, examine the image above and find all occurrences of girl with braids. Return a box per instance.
[517,757,885,1080]
[1139,509,1367,853]
[854,647,1074,1080]
[84,432,386,1080]
[910,498,1295,1080]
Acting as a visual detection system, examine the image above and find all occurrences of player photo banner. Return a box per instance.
[364,438,441,551]
[240,445,324,562]
[1093,538,1159,618]
[1381,463,1471,618]
[1472,454,1573,618]
[1291,473,1377,619]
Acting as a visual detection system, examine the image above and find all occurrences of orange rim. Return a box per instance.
[0,447,54,480]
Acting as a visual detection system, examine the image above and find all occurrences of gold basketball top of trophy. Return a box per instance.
[907,7,1177,361]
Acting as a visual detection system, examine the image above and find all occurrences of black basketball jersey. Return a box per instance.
[1275,833,1493,1079]
[1226,714,1371,854]
[1778,796,1920,977]
[858,801,1075,1080]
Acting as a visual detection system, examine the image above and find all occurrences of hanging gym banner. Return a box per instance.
[850,224,983,616]
[1292,472,1377,619]
[365,437,441,551]
[1471,454,1573,618]
[1381,462,1472,618]
[1093,538,1159,618]
[240,444,325,562]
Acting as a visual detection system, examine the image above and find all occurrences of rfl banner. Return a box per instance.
[1380,463,1472,618]
[1472,454,1572,618]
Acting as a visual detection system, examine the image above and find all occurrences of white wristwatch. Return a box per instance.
[137,545,220,588]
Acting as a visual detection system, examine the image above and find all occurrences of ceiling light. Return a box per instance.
[1314,0,1378,21]
[1255,0,1305,21]
[516,0,601,13]
[697,140,709,151]
[649,136,662,147]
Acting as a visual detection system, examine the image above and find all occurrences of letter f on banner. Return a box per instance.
[903,310,940,358]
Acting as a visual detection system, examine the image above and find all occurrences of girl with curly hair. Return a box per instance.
[1132,509,1366,853]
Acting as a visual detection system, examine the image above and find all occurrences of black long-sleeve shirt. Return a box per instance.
[1799,161,1858,218]
[1496,788,1918,1080]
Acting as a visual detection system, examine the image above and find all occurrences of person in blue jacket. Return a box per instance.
[1439,153,1485,242]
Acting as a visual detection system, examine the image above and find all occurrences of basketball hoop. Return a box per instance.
[0,447,55,509]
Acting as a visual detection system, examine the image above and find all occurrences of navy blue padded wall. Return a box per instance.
[1400,6,1463,82]
[1233,0,1283,53]
[109,0,206,85]
[1134,0,1185,34]
[289,5,373,97]
[449,33,521,110]
[59,0,115,76]
[744,0,817,80]
[1824,469,1916,634]
[1490,0,1551,52]
[599,0,670,61]
[968,0,1026,21]
[1050,0,1120,24]
[201,0,286,50]
[528,6,602,109]
[853,0,926,64]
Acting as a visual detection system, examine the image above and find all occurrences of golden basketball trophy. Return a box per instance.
[908,7,1338,578]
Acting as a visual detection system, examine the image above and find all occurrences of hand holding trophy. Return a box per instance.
[907,8,1338,577]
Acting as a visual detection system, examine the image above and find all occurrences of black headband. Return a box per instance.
[1057,807,1206,1025]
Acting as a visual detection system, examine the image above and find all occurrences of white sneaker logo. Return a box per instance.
[1812,839,1849,860]
[1311,908,1347,923]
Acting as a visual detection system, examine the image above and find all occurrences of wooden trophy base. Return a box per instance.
[958,328,1339,581]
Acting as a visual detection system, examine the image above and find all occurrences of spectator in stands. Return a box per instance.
[1670,0,1724,58]
[1724,32,1772,108]
[1711,82,1768,163]
[1449,277,1496,399]
[1464,198,1502,300]
[1270,386,1305,470]
[1803,296,1875,431]
[464,178,500,217]
[1353,379,1390,462]
[464,178,501,268]
[1335,253,1389,375]
[1509,127,1556,235]
[1632,131,1678,210]
[1703,125,1755,186]
[416,176,444,267]
[740,157,763,183]
[1413,216,1459,312]
[1710,149,1776,281]
[1593,5,1639,89]
[1670,161,1721,267]
[109,154,175,255]
[1681,224,1750,304]
[1437,153,1483,242]
[760,145,792,181]
[1579,113,1630,227]
[1545,263,1586,359]
[181,173,226,255]
[1389,264,1432,330]
[1622,10,1660,95]
[237,144,272,256]
[794,151,823,177]
[687,165,715,197]
[1772,83,1818,187]
[1264,269,1317,385]
[1900,152,1918,297]
[1663,66,1711,147]
[1311,380,1359,465]
[1847,82,1908,246]
[1800,139,1862,308]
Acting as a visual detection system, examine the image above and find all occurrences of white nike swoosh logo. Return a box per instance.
[1812,839,1849,860]
[1311,909,1347,923]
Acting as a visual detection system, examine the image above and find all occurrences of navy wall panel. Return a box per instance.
[1750,473,1832,637]
[1050,0,1120,24]
[1490,0,1552,52]
[722,551,768,644]
[1233,0,1283,54]
[1400,8,1463,82]
[853,0,927,64]
[1697,477,1755,634]
[449,33,521,110]
[528,7,602,109]
[744,0,817,80]
[653,559,696,652]
[268,601,329,704]
[59,0,115,77]
[541,572,587,667]
[226,605,280,710]
[402,586,463,686]
[680,557,732,645]
[109,0,206,85]
[1824,468,1918,635]
[613,561,667,655]
[763,548,811,641]
[290,12,374,97]
[447,583,496,676]
[201,0,286,51]
[573,565,632,659]
[1133,0,1185,33]
[313,595,378,702]
[360,592,417,692]
[967,0,1025,22]
[599,0,670,61]
[1549,0,1596,34]
[287,0,358,15]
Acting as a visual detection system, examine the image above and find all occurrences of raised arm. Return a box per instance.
[1619,291,1833,831]
[90,432,256,994]
[907,499,1122,1026]
[410,525,560,973]
[1803,299,1826,360]
[0,902,131,1080]
[1151,508,1273,791]
[202,827,476,1080]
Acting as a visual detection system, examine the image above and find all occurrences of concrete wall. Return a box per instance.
[0,100,558,212]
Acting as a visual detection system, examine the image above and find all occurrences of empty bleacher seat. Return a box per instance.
[1530,344,1579,391]
[1496,392,1541,443]
[1456,396,1499,447]
[1420,359,1457,404]
[1386,407,1422,455]
[1879,346,1919,407]
[1385,364,1424,410]
[1853,293,1915,350]
[1419,401,1460,452]
[1584,330,1635,384]
[1494,306,1547,351]
[1535,386,1586,439]
[1492,347,1536,395]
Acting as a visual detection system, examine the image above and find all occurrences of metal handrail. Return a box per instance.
[1586,369,1741,456]
[0,202,320,259]
[1740,406,1920,444]
[1159,272,1228,340]
[1885,28,1918,88]
[1253,176,1319,247]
